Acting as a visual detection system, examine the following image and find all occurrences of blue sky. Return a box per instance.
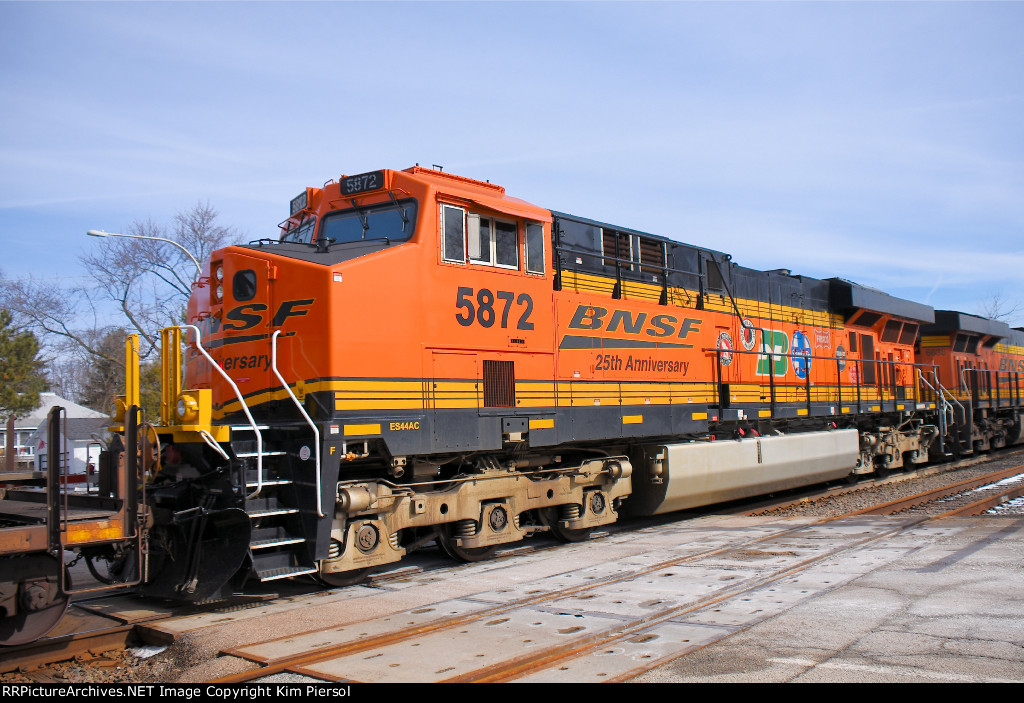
[2,1,1022,322]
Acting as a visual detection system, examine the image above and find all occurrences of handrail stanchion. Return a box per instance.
[177,324,265,500]
[271,330,324,517]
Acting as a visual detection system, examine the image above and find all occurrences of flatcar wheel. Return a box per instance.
[0,554,71,646]
[542,508,593,543]
[437,526,498,563]
[316,566,371,588]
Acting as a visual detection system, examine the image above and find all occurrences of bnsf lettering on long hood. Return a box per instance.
[568,305,701,340]
[1000,357,1024,373]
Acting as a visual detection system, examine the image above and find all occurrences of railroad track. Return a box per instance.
[208,463,1024,684]
[0,578,302,676]
[0,604,135,676]
[0,541,575,675]
[5,453,1023,680]
[205,458,1024,683]
[850,464,1024,517]
[741,447,1024,517]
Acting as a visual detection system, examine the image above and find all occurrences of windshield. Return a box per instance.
[280,216,316,244]
[320,198,417,245]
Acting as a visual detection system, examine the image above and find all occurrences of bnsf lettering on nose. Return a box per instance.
[568,305,701,339]
[221,299,315,331]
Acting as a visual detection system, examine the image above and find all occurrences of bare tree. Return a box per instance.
[977,289,1023,327]
[79,202,236,354]
[0,202,240,410]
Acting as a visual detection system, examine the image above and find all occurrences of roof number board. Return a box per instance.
[342,170,384,196]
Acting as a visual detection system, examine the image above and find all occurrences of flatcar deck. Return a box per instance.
[0,490,125,555]
[0,498,118,524]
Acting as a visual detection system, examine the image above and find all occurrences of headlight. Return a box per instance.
[215,284,223,301]
[215,266,224,282]
[176,395,199,422]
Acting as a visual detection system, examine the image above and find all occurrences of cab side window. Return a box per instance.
[441,204,546,276]
[495,221,518,268]
[468,215,518,269]
[442,205,465,263]
[525,222,544,275]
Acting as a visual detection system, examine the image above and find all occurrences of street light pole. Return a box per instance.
[86,229,202,276]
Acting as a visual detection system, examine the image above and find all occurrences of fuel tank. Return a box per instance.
[626,429,859,515]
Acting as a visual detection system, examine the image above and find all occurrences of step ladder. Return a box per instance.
[232,425,318,582]
[179,325,324,584]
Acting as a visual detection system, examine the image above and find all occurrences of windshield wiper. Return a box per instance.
[349,198,370,238]
[388,191,409,232]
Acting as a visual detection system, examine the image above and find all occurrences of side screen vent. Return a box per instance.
[483,360,516,408]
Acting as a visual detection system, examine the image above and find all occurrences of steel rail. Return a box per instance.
[458,516,930,683]
[209,464,1024,684]
[933,479,1024,518]
[17,457,1023,679]
[210,516,845,682]
[738,448,1024,517]
[0,607,135,674]
[846,464,1024,516]
[453,476,1024,684]
[211,483,949,683]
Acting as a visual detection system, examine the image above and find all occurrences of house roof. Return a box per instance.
[27,417,111,450]
[16,392,107,429]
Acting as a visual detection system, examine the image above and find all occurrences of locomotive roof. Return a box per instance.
[925,310,1012,338]
[549,210,732,261]
[827,278,935,324]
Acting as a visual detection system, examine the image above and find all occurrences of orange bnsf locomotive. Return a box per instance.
[918,311,1024,455]
[3,166,1024,644]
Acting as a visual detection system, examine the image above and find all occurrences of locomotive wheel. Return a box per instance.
[541,507,593,543]
[437,525,498,563]
[0,554,71,647]
[316,567,371,588]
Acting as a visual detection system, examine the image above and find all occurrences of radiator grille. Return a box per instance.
[483,360,515,408]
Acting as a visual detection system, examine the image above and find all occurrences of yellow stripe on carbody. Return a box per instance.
[344,423,381,436]
[217,374,914,419]
[920,335,951,348]
[995,342,1024,355]
[560,271,842,328]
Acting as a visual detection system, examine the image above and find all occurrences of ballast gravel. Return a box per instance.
[754,448,1024,519]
